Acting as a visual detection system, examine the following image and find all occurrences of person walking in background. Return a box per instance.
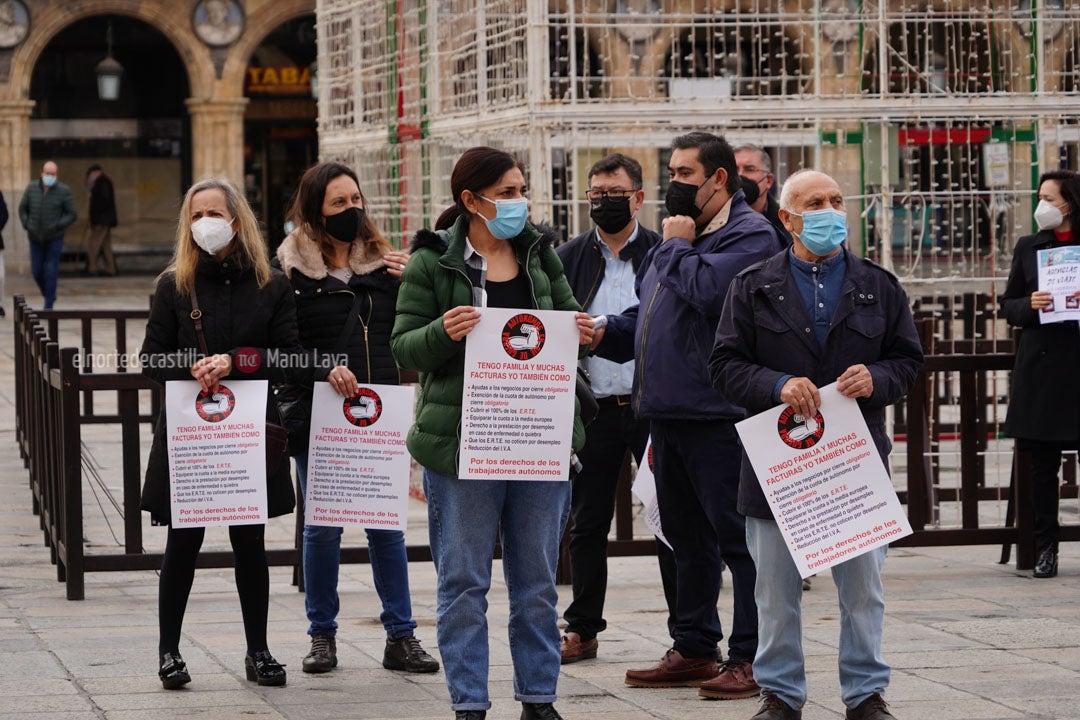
[0,188,8,317]
[140,177,299,690]
[592,132,781,700]
[711,169,923,720]
[555,152,678,664]
[392,146,594,720]
[275,161,439,675]
[85,164,118,276]
[19,161,76,309]
[1000,169,1080,579]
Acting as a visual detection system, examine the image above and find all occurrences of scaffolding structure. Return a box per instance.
[315,0,1080,529]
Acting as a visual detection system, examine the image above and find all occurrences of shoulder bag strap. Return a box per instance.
[333,291,366,356]
[189,283,210,357]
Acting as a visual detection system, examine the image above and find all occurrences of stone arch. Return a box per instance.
[219,0,316,96]
[4,0,211,101]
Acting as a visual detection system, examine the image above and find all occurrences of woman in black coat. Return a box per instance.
[275,162,438,676]
[141,177,301,688]
[1001,169,1080,579]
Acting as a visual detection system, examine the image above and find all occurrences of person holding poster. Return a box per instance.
[391,146,593,720]
[140,178,299,690]
[591,132,781,698]
[710,169,923,720]
[275,161,439,675]
[1000,169,1080,579]
[554,152,678,664]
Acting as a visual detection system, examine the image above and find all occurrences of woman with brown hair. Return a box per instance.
[275,161,439,675]
[392,146,594,720]
[141,177,299,689]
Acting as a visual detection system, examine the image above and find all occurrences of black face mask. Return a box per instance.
[590,195,634,235]
[739,175,761,207]
[324,206,364,244]
[664,180,705,219]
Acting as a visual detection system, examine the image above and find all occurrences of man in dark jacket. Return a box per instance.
[710,169,923,720]
[593,132,782,699]
[555,153,677,664]
[735,144,792,246]
[86,164,118,276]
[19,161,77,308]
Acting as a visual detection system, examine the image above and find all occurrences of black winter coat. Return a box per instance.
[1000,230,1080,444]
[275,230,400,453]
[710,247,924,519]
[140,253,302,525]
[89,173,118,227]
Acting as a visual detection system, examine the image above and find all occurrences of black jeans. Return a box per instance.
[564,400,669,640]
[651,418,758,662]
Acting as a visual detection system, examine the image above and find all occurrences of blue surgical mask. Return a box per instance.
[478,195,529,240]
[42,174,57,188]
[791,208,847,256]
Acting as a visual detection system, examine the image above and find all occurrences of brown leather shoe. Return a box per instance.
[560,632,598,664]
[751,692,802,719]
[624,648,719,687]
[698,658,760,699]
[845,693,896,720]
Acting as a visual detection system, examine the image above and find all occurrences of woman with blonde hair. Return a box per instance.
[140,177,301,689]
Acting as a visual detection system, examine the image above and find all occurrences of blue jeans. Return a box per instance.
[294,455,417,639]
[746,516,890,710]
[29,236,64,309]
[423,467,571,712]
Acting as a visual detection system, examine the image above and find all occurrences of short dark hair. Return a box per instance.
[672,132,740,195]
[587,153,643,189]
[86,164,102,176]
[436,146,523,231]
[1039,170,1080,216]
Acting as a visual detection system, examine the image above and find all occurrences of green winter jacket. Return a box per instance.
[18,179,77,244]
[391,216,585,476]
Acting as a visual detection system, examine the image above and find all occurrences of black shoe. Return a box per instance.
[383,635,440,673]
[752,692,802,719]
[455,712,486,720]
[158,651,191,690]
[245,650,287,686]
[302,634,337,673]
[521,703,564,720]
[1034,547,1058,578]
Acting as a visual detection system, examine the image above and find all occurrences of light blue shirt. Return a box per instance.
[585,224,639,398]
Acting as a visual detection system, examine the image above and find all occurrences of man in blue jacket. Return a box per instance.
[593,132,782,699]
[710,169,923,720]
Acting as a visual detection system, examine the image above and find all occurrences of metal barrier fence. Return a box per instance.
[13,294,1079,599]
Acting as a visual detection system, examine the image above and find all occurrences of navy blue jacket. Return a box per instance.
[596,191,782,420]
[556,223,661,311]
[709,247,924,519]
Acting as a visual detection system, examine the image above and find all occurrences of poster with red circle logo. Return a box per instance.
[303,382,415,529]
[459,308,580,482]
[735,383,912,578]
[165,380,270,528]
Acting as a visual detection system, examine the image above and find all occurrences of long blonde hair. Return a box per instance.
[164,177,271,296]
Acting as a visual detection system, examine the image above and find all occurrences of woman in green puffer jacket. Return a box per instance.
[391,146,593,720]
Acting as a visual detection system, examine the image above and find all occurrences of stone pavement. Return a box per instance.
[2,274,1080,720]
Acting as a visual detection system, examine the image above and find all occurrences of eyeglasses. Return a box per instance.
[585,188,638,201]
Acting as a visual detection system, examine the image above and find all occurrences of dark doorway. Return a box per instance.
[244,15,317,253]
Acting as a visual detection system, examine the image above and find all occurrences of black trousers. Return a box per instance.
[1025,441,1078,553]
[651,418,758,662]
[564,400,677,640]
[158,524,270,658]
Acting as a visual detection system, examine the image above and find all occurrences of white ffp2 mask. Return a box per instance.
[191,217,235,255]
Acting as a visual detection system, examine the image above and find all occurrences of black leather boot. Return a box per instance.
[521,703,564,720]
[1034,546,1058,578]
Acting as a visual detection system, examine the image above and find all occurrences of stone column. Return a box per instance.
[185,97,249,184]
[0,99,36,270]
